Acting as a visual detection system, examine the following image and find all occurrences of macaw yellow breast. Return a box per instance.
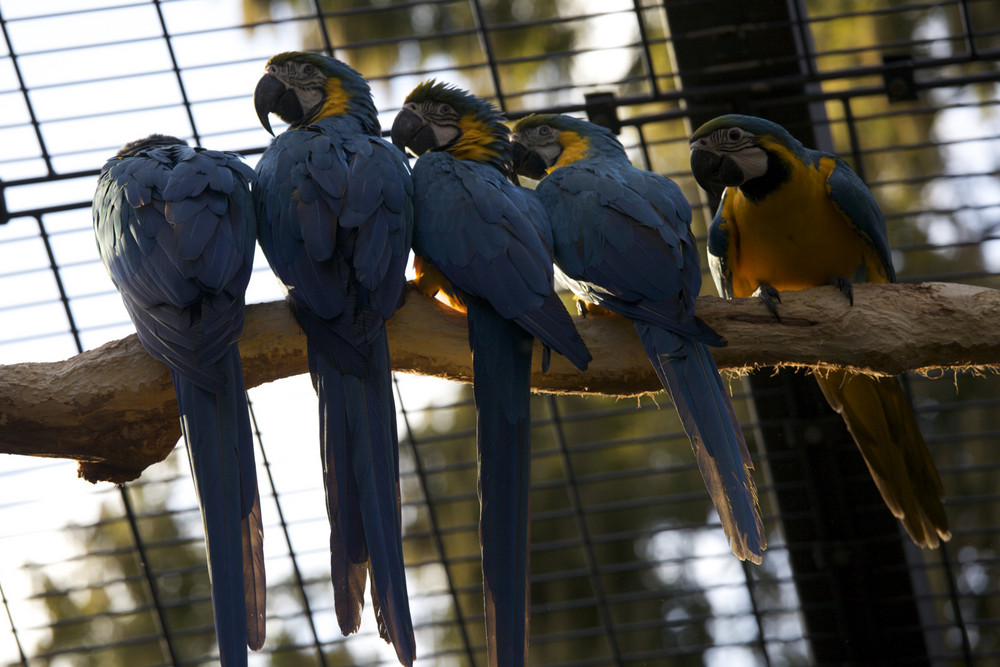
[721,153,889,298]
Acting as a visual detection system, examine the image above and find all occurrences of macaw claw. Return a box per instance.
[826,274,854,306]
[753,283,782,321]
[575,298,614,318]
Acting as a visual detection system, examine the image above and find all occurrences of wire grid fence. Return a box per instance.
[0,0,998,665]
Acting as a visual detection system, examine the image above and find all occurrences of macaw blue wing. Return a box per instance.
[824,154,896,282]
[253,115,416,666]
[539,158,722,345]
[411,151,590,370]
[94,138,264,665]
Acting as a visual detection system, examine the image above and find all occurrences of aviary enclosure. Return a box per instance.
[0,0,997,664]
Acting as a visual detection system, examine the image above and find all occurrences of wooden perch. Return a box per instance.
[2,281,998,484]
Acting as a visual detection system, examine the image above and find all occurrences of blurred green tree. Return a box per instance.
[27,456,363,666]
[29,461,216,666]
[243,0,579,107]
[397,382,796,664]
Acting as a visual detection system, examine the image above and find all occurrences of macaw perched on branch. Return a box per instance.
[93,134,264,666]
[391,81,591,666]
[252,52,416,665]
[511,114,766,564]
[689,114,950,547]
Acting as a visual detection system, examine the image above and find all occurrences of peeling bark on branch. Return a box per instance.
[2,281,997,484]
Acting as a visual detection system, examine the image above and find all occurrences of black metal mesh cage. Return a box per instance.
[1,0,998,665]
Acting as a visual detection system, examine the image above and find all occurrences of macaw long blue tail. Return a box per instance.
[314,334,416,667]
[172,344,263,667]
[468,299,533,667]
[635,323,765,563]
[314,342,368,638]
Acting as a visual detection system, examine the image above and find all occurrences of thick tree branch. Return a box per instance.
[2,281,997,484]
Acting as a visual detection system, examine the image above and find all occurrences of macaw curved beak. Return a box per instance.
[690,147,744,199]
[510,141,550,181]
[254,73,302,136]
[390,108,439,157]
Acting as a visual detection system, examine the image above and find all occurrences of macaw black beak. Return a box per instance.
[510,141,550,181]
[690,147,742,200]
[510,141,529,170]
[254,73,302,136]
[391,108,439,157]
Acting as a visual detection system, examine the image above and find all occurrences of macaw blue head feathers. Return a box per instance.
[510,113,625,180]
[391,79,513,176]
[254,51,380,135]
[116,134,187,158]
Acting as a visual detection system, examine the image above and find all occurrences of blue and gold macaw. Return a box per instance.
[689,114,950,547]
[93,135,264,666]
[390,82,591,667]
[251,52,415,665]
[511,114,766,564]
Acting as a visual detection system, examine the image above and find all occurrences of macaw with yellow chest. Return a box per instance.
[511,113,766,564]
[689,113,950,547]
[390,81,591,667]
[252,52,416,665]
[93,134,264,666]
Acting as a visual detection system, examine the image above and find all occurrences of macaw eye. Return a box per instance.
[302,64,316,76]
[728,128,742,141]
[537,125,553,137]
[437,103,452,115]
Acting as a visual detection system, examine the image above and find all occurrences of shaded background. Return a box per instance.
[0,0,998,664]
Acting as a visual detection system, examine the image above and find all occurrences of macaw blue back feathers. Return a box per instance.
[94,134,264,665]
[690,113,949,548]
[253,52,416,666]
[392,82,590,667]
[254,122,410,376]
[512,114,765,563]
